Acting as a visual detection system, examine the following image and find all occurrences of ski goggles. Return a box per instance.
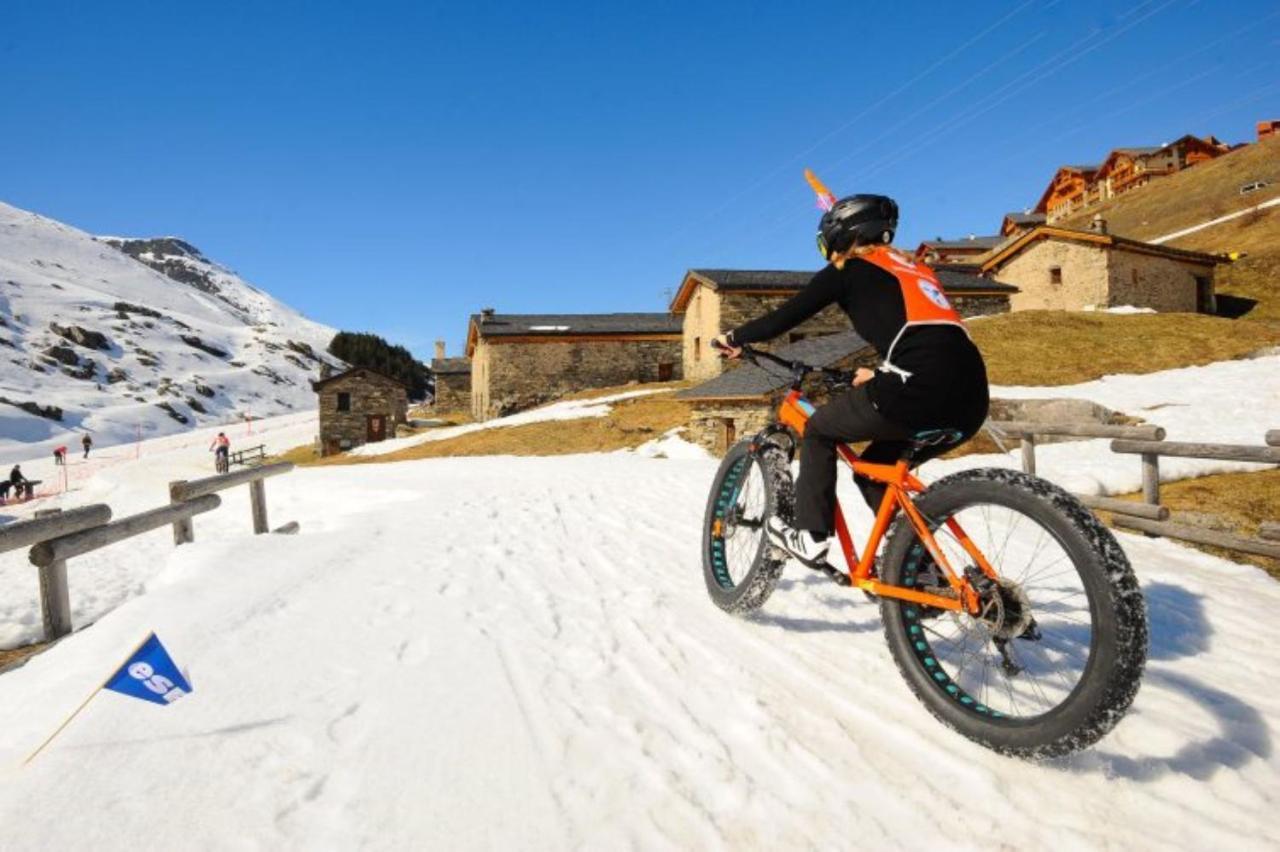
[816,231,831,260]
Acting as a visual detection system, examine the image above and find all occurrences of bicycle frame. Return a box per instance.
[775,388,999,615]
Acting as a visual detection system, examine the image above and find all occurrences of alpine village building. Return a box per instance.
[978,221,1223,313]
[669,267,1018,382]
[1034,135,1232,223]
[313,367,409,456]
[466,310,682,420]
[430,341,471,412]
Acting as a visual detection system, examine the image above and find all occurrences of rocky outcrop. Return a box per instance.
[43,345,80,366]
[0,396,63,421]
[50,323,110,350]
[180,335,229,358]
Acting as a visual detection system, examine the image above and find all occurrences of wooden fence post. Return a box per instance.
[1020,434,1037,476]
[249,479,268,534]
[1141,453,1160,506]
[33,509,72,641]
[169,480,194,545]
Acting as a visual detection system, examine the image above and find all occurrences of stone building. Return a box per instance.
[466,311,682,421]
[313,367,409,456]
[670,266,1016,383]
[430,341,471,412]
[670,270,849,383]
[677,331,877,455]
[979,224,1223,313]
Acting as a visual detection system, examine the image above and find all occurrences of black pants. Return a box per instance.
[794,385,973,535]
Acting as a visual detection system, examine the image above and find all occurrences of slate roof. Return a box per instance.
[1003,211,1046,226]
[431,357,470,375]
[917,235,1007,251]
[934,267,1018,293]
[686,269,816,290]
[469,312,682,337]
[311,366,408,391]
[677,330,873,401]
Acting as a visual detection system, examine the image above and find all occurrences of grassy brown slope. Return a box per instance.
[275,387,694,467]
[970,310,1279,386]
[1096,469,1280,579]
[1060,136,1280,240]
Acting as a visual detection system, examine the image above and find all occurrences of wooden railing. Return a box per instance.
[988,420,1279,559]
[0,463,300,643]
[168,462,296,544]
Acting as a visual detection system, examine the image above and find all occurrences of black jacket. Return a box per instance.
[730,258,989,431]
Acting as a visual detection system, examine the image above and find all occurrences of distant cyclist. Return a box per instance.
[713,194,989,573]
[210,432,231,473]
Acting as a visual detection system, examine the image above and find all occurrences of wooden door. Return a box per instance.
[367,415,387,442]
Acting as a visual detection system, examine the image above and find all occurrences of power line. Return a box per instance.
[658,0,1040,252]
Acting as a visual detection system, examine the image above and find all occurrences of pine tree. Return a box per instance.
[327,331,429,400]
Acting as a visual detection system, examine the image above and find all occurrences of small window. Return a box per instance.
[1131,268,1139,286]
[337,392,351,412]
[694,337,701,361]
[1049,266,1063,285]
[721,417,737,451]
[658,362,674,382]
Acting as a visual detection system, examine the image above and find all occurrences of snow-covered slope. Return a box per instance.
[0,447,1277,848]
[2,353,1279,846]
[0,201,341,464]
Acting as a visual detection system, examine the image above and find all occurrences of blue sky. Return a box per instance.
[3,1,1277,357]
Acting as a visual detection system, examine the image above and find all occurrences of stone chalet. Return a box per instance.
[979,224,1225,313]
[676,330,876,455]
[430,341,471,412]
[670,267,1017,383]
[466,310,682,421]
[313,367,409,456]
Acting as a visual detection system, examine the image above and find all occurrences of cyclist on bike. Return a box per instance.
[713,194,989,572]
[210,432,231,472]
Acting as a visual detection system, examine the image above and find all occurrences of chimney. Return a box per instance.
[480,307,495,323]
[435,340,446,360]
[1090,213,1108,234]
[319,362,334,380]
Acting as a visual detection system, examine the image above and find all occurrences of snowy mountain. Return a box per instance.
[0,201,342,463]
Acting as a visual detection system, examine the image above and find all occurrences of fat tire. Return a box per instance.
[878,467,1147,759]
[701,440,793,614]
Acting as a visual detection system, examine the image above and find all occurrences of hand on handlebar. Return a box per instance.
[710,336,743,359]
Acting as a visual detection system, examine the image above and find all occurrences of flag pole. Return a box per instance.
[22,681,105,766]
[22,632,154,767]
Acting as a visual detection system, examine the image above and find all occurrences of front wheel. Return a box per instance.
[879,468,1147,759]
[701,440,793,614]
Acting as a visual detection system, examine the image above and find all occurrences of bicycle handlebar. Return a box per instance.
[711,339,854,389]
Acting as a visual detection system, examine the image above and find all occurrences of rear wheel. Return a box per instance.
[879,468,1147,759]
[701,440,793,614]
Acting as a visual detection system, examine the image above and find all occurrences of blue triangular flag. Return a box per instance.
[104,633,193,706]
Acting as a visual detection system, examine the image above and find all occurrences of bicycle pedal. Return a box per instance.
[823,565,851,587]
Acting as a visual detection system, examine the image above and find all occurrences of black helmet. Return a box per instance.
[817,194,898,260]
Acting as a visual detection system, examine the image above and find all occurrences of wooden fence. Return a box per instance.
[0,464,299,643]
[988,420,1280,559]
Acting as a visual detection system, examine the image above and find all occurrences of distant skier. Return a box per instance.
[53,446,68,465]
[81,433,93,459]
[210,432,231,473]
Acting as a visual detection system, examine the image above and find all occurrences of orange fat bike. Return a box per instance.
[701,345,1147,759]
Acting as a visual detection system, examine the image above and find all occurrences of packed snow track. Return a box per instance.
[0,453,1277,849]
